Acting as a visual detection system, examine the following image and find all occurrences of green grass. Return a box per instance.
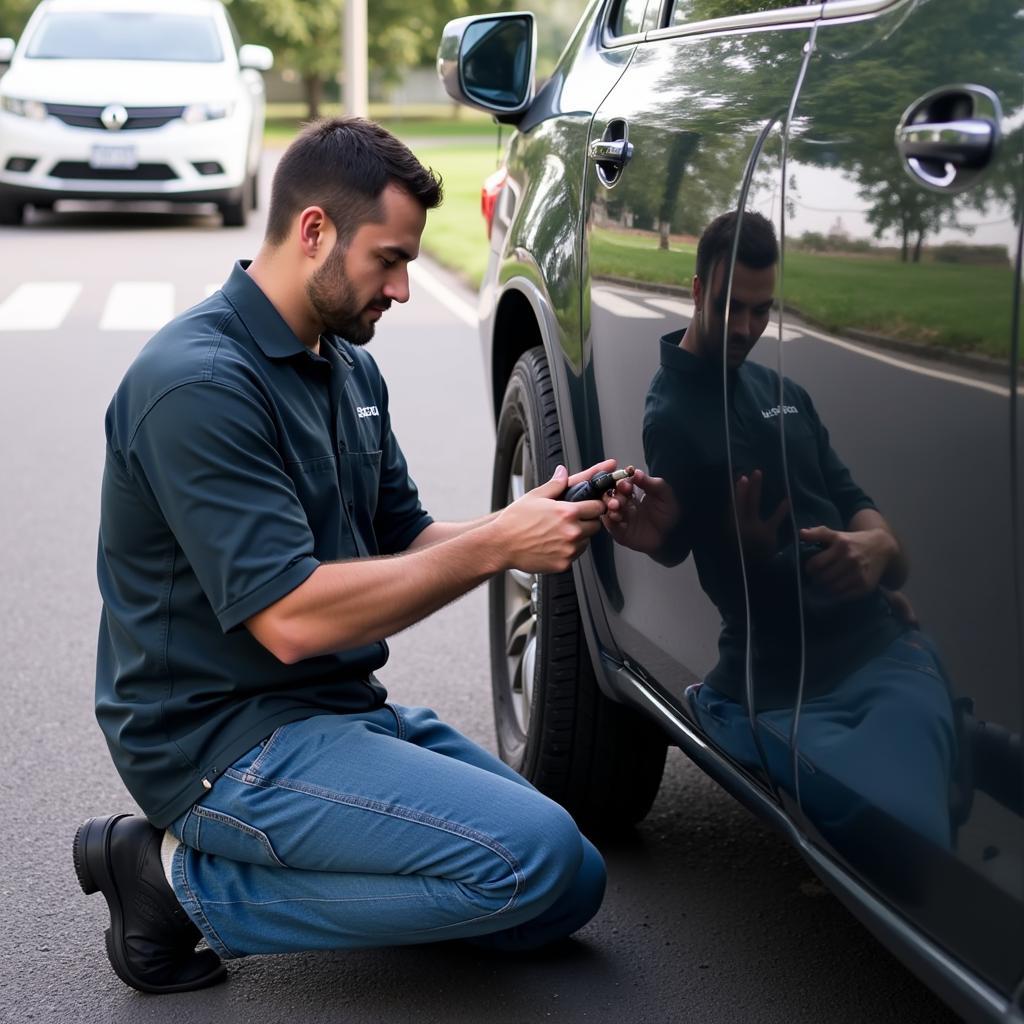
[264,102,497,145]
[407,140,499,289]
[591,229,1014,358]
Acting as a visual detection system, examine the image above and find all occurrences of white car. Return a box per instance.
[0,0,272,226]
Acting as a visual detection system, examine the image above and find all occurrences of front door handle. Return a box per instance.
[897,119,995,187]
[589,138,634,166]
[591,119,633,187]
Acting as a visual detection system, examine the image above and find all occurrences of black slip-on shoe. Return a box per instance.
[73,814,227,994]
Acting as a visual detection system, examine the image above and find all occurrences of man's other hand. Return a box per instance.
[735,469,789,562]
[601,468,680,555]
[800,524,899,598]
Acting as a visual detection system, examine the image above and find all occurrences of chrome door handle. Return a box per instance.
[896,87,1001,192]
[589,138,634,166]
[897,119,994,166]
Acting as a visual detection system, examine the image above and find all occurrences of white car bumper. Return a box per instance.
[0,107,251,200]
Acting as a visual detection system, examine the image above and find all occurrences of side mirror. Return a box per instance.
[437,13,535,123]
[238,44,273,72]
[0,38,15,64]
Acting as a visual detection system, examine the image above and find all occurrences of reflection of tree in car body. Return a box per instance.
[603,209,964,863]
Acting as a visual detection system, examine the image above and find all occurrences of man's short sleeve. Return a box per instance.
[373,378,432,554]
[126,381,320,631]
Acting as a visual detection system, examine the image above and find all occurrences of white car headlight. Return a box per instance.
[181,101,236,124]
[1,96,48,120]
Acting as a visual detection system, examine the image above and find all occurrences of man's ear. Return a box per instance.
[297,206,334,261]
[692,274,703,311]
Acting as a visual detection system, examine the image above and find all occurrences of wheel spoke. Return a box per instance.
[510,471,526,503]
[519,635,537,732]
[506,603,534,657]
[508,567,533,593]
[498,422,541,740]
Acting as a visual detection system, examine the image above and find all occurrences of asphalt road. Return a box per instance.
[0,154,961,1024]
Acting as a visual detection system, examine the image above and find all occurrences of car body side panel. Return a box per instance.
[778,0,1024,993]
[578,20,813,720]
[483,1,636,447]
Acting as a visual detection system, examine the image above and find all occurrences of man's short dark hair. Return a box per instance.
[265,116,443,246]
[695,210,778,284]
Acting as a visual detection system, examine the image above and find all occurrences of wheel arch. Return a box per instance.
[489,274,630,704]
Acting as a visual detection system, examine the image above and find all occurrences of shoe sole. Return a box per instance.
[73,815,227,994]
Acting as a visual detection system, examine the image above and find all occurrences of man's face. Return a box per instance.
[306,183,426,345]
[693,258,776,369]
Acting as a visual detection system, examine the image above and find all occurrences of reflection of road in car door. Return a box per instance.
[777,0,1024,995]
[580,2,814,786]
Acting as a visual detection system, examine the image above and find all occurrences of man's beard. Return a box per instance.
[306,243,389,346]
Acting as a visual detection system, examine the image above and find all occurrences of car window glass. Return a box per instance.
[669,0,802,26]
[26,13,223,62]
[610,0,650,36]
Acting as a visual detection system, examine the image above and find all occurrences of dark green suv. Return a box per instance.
[439,2,1024,1019]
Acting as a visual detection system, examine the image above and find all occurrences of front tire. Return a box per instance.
[219,176,251,228]
[490,347,667,832]
[0,199,26,226]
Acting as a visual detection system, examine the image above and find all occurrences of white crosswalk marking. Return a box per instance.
[590,287,662,319]
[646,296,695,318]
[0,282,82,331]
[100,282,175,331]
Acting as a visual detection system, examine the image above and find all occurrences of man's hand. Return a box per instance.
[880,587,920,627]
[601,468,681,554]
[800,524,899,598]
[492,462,610,573]
[734,469,789,562]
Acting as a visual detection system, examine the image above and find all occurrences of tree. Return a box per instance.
[0,0,37,40]
[226,0,511,119]
[789,0,1020,260]
[225,0,339,118]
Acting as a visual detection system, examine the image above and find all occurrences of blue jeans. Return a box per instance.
[693,631,956,849]
[166,705,606,959]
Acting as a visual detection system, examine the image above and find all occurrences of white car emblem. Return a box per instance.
[100,105,129,130]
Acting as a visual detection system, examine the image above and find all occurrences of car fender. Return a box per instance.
[486,270,627,699]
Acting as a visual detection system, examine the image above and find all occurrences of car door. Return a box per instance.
[579,0,816,787]
[773,0,1024,998]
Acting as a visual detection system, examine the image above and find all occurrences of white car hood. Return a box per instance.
[1,59,237,105]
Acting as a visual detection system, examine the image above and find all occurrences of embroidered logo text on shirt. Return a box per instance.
[356,405,380,419]
[761,405,798,420]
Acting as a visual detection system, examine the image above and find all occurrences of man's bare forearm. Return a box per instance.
[247,521,507,663]
[246,464,609,665]
[848,508,908,589]
[406,514,500,550]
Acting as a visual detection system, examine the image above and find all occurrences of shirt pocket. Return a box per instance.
[339,450,383,550]
[287,454,346,558]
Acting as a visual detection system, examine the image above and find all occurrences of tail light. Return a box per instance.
[481,166,508,239]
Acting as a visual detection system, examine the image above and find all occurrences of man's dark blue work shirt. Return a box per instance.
[96,261,432,828]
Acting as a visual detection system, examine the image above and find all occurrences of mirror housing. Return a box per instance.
[238,44,273,72]
[437,12,535,124]
[0,38,15,64]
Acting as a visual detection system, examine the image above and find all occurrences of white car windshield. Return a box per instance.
[25,12,223,62]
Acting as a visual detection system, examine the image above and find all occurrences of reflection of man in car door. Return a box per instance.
[603,210,958,853]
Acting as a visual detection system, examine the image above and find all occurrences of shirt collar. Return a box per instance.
[660,330,709,374]
[659,330,738,380]
[221,259,309,360]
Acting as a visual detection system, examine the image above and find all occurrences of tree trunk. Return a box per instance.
[912,230,925,263]
[303,74,323,121]
[658,219,670,251]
